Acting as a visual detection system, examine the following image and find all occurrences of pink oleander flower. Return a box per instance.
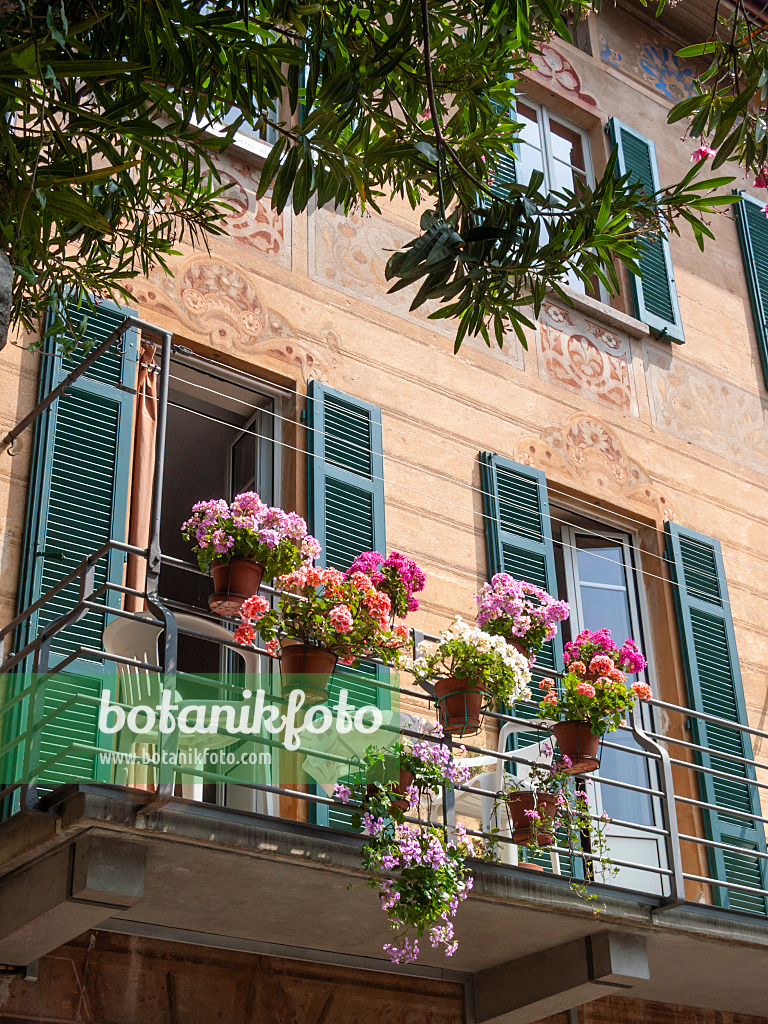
[754,169,768,188]
[240,594,270,622]
[691,142,716,163]
[233,623,256,646]
[329,604,354,633]
[589,654,614,677]
[575,681,596,698]
[762,203,768,218]
[632,681,653,702]
[569,660,587,676]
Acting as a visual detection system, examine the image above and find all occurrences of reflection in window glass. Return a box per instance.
[572,533,653,826]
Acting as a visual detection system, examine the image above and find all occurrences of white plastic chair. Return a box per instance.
[302,711,432,796]
[102,611,277,814]
[433,722,560,872]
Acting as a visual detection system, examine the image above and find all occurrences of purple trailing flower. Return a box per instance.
[475,573,569,660]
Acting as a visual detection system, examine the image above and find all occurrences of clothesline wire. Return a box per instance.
[162,366,765,598]
[163,354,765,584]
[160,386,754,613]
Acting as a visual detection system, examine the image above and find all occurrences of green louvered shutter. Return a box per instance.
[307,381,389,830]
[479,453,575,874]
[609,118,684,343]
[734,191,768,388]
[480,452,563,681]
[15,300,138,792]
[489,97,518,199]
[666,523,767,913]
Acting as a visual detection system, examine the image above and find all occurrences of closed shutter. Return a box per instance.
[307,381,389,829]
[608,118,684,344]
[16,300,138,791]
[665,522,768,913]
[733,191,768,389]
[489,98,518,199]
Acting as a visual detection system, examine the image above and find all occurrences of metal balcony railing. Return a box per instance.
[1,540,767,919]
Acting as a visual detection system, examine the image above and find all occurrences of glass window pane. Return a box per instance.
[576,542,627,587]
[518,142,545,188]
[549,118,586,170]
[517,101,543,150]
[599,728,654,825]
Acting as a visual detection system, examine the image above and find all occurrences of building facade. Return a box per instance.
[1,1,767,1021]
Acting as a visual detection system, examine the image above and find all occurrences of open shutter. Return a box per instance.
[480,452,563,678]
[16,300,138,791]
[733,191,768,388]
[665,523,768,913]
[480,452,575,874]
[489,97,518,199]
[608,118,684,344]
[307,381,389,829]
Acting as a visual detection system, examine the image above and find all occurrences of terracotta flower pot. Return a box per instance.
[209,558,264,617]
[508,638,530,660]
[553,720,601,774]
[433,676,487,736]
[365,769,415,813]
[505,791,558,846]
[279,640,337,706]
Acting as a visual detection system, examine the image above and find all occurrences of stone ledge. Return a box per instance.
[546,285,651,339]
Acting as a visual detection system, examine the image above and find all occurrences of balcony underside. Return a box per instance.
[1,786,767,1021]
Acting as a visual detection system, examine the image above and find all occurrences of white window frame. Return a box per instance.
[517,98,609,302]
[559,521,667,896]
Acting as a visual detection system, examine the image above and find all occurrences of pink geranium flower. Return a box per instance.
[691,142,716,163]
[753,169,768,188]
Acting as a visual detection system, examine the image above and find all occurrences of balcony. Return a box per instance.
[1,540,768,1022]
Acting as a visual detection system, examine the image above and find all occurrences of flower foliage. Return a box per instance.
[475,573,569,661]
[411,616,531,707]
[182,491,320,579]
[348,550,427,618]
[235,565,410,667]
[499,753,616,904]
[333,729,475,963]
[538,628,650,736]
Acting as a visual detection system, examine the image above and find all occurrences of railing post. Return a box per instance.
[629,707,685,909]
[146,330,173,598]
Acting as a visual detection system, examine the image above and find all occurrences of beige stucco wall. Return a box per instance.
[0,6,766,894]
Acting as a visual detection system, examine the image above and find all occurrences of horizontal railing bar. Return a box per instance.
[0,541,147,643]
[650,698,768,744]
[675,794,768,827]
[645,730,766,772]
[682,872,768,898]
[679,832,768,862]
[667,756,768,791]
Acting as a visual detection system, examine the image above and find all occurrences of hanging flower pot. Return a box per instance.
[279,639,337,706]
[505,791,558,846]
[433,676,487,736]
[209,558,265,616]
[365,767,415,813]
[553,721,601,774]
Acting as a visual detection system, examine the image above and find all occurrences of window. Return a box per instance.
[515,99,597,296]
[554,513,665,894]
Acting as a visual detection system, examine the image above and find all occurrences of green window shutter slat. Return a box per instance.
[489,97,518,199]
[666,522,768,913]
[480,451,565,720]
[608,118,685,344]
[307,382,389,831]
[734,191,768,388]
[10,300,139,793]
